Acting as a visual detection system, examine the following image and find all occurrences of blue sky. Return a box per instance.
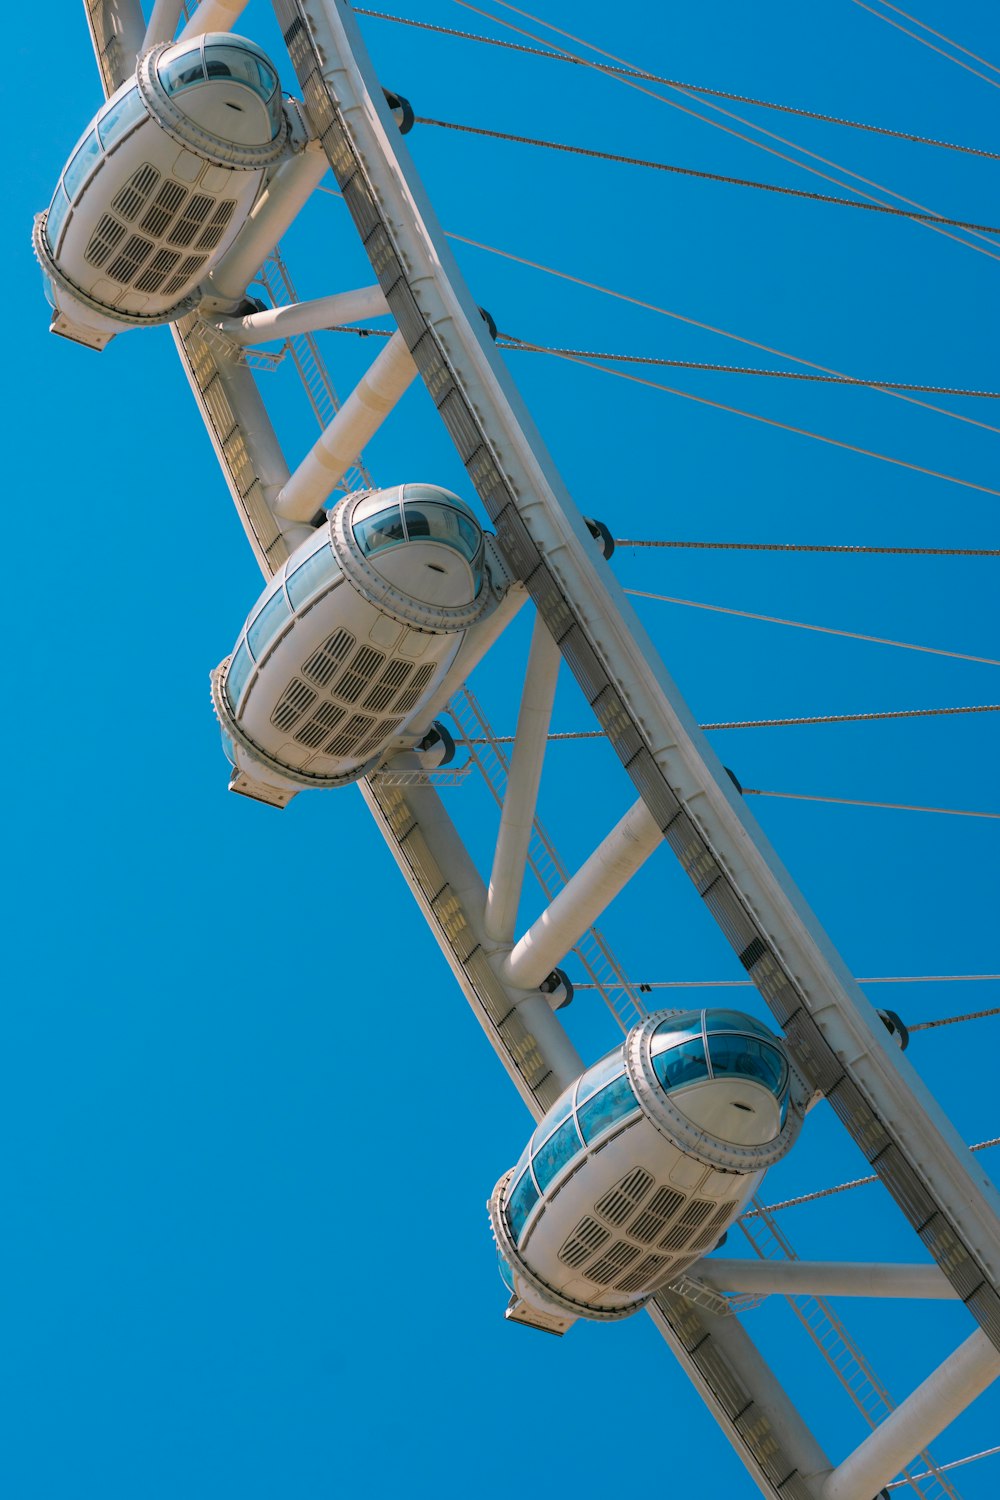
[7,1,999,1495]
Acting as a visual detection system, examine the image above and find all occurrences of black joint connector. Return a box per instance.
[478,306,498,342]
[539,968,574,1009]
[724,766,744,796]
[308,508,328,529]
[383,89,415,134]
[584,517,615,559]
[877,1009,910,1052]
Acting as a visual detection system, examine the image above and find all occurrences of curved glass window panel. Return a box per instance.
[46,184,71,252]
[286,543,339,610]
[576,1045,626,1104]
[226,640,252,707]
[529,1086,576,1155]
[247,589,291,659]
[64,131,102,201]
[532,1117,584,1193]
[650,1013,706,1056]
[354,505,406,559]
[97,86,146,150]
[160,48,205,97]
[578,1074,639,1145]
[402,502,482,564]
[705,1010,777,1042]
[708,1035,787,1097]
[505,1170,539,1243]
[203,45,282,133]
[653,1039,709,1093]
[219,731,236,767]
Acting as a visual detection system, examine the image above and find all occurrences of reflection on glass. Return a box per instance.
[160,48,204,97]
[705,1010,776,1041]
[532,1117,583,1193]
[219,731,236,767]
[650,1013,705,1055]
[578,1074,638,1144]
[529,1085,575,1155]
[286,544,339,609]
[354,505,406,559]
[226,639,252,706]
[506,1171,539,1242]
[46,184,71,251]
[653,1039,709,1093]
[708,1035,786,1096]
[98,86,146,150]
[64,131,102,200]
[247,589,291,658]
[576,1046,625,1104]
[402,502,481,563]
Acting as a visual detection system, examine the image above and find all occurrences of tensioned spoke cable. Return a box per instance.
[886,1446,1000,1491]
[909,1007,1000,1032]
[571,980,1000,993]
[328,213,1000,432]
[538,351,1000,497]
[329,324,1000,402]
[743,788,1000,819]
[623,587,1000,665]
[416,116,1000,234]
[460,705,1000,742]
[616,540,1000,553]
[742,1137,1000,1217]
[355,7,999,159]
[867,0,1000,72]
[448,232,1000,435]
[455,0,1000,261]
[850,0,1000,89]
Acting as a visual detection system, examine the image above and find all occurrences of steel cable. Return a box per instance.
[622,587,1000,664]
[850,0,1000,89]
[354,8,999,159]
[454,0,1000,262]
[615,541,1000,553]
[743,1137,1000,1217]
[417,115,1000,235]
[460,705,1000,743]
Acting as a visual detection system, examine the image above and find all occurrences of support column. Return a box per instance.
[822,1329,1000,1500]
[501,798,661,992]
[485,617,561,945]
[276,331,418,519]
[142,0,184,48]
[213,286,389,344]
[200,146,330,312]
[695,1259,957,1301]
[179,0,251,40]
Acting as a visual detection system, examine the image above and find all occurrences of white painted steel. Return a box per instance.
[362,761,585,1114]
[142,0,184,48]
[696,1259,957,1300]
[201,144,329,309]
[214,285,388,343]
[501,799,661,991]
[294,0,1000,1323]
[83,0,145,97]
[178,0,251,41]
[822,1330,1000,1500]
[485,616,561,945]
[276,331,418,519]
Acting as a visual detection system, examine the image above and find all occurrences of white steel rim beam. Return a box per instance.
[283,0,1000,1341]
[501,798,661,991]
[695,1259,958,1300]
[485,616,561,945]
[213,285,389,344]
[276,329,418,520]
[822,1329,1000,1500]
